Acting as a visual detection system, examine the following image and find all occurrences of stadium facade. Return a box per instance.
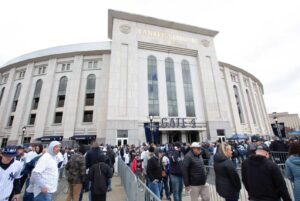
[0,10,271,146]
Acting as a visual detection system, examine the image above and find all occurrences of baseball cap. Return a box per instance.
[1,145,18,157]
[256,144,270,153]
[190,142,201,148]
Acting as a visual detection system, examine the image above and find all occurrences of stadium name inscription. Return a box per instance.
[160,118,196,128]
[137,28,198,44]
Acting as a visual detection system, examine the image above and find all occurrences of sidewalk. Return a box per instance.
[54,176,126,201]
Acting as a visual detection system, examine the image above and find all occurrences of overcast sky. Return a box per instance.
[1,0,299,116]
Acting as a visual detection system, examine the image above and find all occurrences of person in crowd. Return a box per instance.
[89,154,113,201]
[160,150,171,200]
[65,146,86,201]
[237,142,246,163]
[168,142,184,201]
[131,152,143,181]
[140,146,149,183]
[85,141,103,170]
[182,142,209,201]
[61,147,69,178]
[242,144,292,201]
[270,137,289,152]
[246,135,263,157]
[285,142,300,200]
[8,145,27,200]
[30,141,61,201]
[214,143,241,201]
[146,146,162,198]
[23,144,44,201]
[56,148,64,178]
[0,145,23,201]
[124,150,130,166]
[106,146,115,192]
[25,144,37,163]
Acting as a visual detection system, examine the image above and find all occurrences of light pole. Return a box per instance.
[273,112,282,139]
[149,115,154,144]
[21,126,26,145]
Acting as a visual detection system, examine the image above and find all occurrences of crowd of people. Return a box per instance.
[0,136,299,201]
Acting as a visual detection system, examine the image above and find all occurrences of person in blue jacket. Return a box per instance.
[285,142,300,201]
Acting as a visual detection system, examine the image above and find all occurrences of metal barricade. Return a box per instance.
[270,151,289,164]
[118,157,161,201]
[204,165,294,201]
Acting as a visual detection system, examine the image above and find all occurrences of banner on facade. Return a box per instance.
[144,122,159,144]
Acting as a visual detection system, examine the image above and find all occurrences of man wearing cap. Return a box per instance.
[246,135,263,157]
[0,145,24,201]
[182,142,209,201]
[242,144,292,201]
[30,141,61,201]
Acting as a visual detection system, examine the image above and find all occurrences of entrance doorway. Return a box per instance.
[186,131,200,143]
[116,138,128,146]
[168,131,181,143]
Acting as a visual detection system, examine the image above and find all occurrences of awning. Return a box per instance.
[36,135,63,142]
[69,135,96,140]
[288,131,300,135]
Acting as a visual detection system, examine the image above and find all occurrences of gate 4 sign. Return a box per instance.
[160,118,196,128]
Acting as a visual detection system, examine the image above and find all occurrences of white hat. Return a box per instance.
[190,142,201,148]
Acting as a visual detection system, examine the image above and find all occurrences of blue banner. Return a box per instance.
[144,122,159,144]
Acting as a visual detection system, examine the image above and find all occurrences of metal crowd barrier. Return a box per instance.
[118,156,294,201]
[118,157,161,201]
[270,151,289,164]
[203,165,294,201]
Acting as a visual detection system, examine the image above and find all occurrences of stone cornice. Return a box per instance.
[219,61,264,94]
[108,9,218,39]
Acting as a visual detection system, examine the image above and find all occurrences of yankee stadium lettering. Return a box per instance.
[160,118,196,128]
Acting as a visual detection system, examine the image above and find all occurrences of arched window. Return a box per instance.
[32,79,43,109]
[165,57,178,116]
[182,60,195,117]
[0,87,5,105]
[148,56,159,116]
[54,76,67,124]
[246,89,256,124]
[85,74,96,106]
[12,83,22,112]
[233,85,244,123]
[57,76,68,107]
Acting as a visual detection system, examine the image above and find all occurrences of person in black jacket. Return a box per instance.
[242,144,292,201]
[89,154,113,201]
[146,146,162,198]
[85,141,103,169]
[214,143,241,201]
[182,142,209,201]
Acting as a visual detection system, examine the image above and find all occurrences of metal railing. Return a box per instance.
[118,155,294,201]
[118,157,161,201]
[270,151,289,164]
[200,165,294,201]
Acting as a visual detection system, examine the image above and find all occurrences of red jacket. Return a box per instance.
[131,158,143,173]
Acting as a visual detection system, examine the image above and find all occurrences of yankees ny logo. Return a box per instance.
[8,172,15,181]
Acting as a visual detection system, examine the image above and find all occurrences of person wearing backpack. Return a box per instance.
[89,154,113,201]
[160,150,171,200]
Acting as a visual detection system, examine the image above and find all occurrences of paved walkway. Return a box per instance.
[54,176,126,201]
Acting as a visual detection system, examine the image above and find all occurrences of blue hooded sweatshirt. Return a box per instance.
[285,155,300,201]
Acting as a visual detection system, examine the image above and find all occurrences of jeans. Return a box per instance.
[23,178,34,201]
[170,174,183,201]
[34,192,52,201]
[160,176,170,199]
[148,181,161,198]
